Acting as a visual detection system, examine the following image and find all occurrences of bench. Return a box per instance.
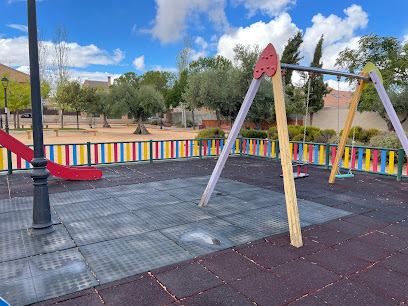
[26,129,97,139]
[54,130,97,137]
[26,129,55,139]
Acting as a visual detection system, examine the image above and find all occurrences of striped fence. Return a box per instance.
[0,138,407,181]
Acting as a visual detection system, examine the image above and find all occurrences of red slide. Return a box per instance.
[0,129,102,180]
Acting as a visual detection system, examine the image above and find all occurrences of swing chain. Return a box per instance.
[302,73,312,162]
[347,80,361,174]
[336,75,341,144]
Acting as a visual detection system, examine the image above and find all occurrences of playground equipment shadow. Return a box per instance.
[1,156,408,305]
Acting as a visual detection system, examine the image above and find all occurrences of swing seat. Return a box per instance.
[335,173,354,178]
[280,162,309,179]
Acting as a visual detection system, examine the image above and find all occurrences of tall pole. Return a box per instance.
[27,0,54,234]
[4,85,12,175]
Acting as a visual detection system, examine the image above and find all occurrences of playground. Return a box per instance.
[1,157,408,305]
[1,42,408,305]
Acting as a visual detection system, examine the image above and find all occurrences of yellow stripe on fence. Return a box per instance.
[365,149,370,171]
[194,140,198,156]
[107,143,112,163]
[0,148,3,170]
[344,147,349,168]
[166,141,169,158]
[144,142,148,160]
[212,140,216,155]
[80,145,85,164]
[180,141,184,157]
[259,140,263,156]
[272,142,275,157]
[235,139,239,153]
[389,151,394,174]
[126,143,130,161]
[304,144,307,161]
[319,145,324,164]
[57,145,62,164]
[249,140,253,155]
[290,143,293,159]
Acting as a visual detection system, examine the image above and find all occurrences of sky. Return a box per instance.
[1,0,407,90]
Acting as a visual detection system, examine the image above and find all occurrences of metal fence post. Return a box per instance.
[86,142,91,166]
[239,137,243,156]
[7,149,12,175]
[325,144,330,169]
[150,140,153,163]
[275,141,279,159]
[397,148,404,181]
[199,139,202,159]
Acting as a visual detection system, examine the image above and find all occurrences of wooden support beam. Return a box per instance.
[272,57,303,248]
[329,73,366,184]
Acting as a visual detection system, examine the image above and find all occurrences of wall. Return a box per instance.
[310,107,408,132]
[171,110,217,125]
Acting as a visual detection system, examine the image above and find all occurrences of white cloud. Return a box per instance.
[216,13,300,61]
[195,36,208,49]
[133,55,145,71]
[0,36,125,68]
[234,0,296,17]
[70,70,121,83]
[144,0,228,44]
[152,65,178,73]
[7,24,28,32]
[131,24,137,34]
[403,34,408,44]
[326,79,354,91]
[301,5,368,69]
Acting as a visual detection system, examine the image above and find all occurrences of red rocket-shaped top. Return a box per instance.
[253,43,278,79]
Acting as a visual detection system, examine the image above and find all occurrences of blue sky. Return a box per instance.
[1,0,407,89]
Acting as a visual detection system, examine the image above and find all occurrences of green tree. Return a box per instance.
[189,55,232,72]
[281,31,305,120]
[305,35,331,126]
[114,72,140,88]
[336,34,408,131]
[109,84,164,134]
[5,80,31,129]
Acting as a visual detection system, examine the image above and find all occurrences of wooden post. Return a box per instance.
[329,74,366,184]
[272,58,303,248]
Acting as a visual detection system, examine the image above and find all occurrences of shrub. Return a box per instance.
[314,134,328,143]
[267,127,278,139]
[195,127,225,139]
[341,126,362,140]
[241,129,267,139]
[359,128,379,143]
[292,134,310,142]
[186,120,193,127]
[150,119,160,125]
[305,126,321,141]
[175,120,183,127]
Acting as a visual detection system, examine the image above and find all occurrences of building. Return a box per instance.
[83,76,111,92]
[0,63,30,83]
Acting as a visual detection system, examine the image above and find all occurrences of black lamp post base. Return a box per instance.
[28,224,54,235]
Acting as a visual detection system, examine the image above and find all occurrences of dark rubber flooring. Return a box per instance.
[0,156,407,305]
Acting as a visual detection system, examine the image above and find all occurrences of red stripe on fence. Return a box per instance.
[65,145,70,165]
[293,143,298,160]
[264,141,267,156]
[309,144,313,162]
[94,144,99,164]
[243,140,246,153]
[114,143,118,162]
[351,148,356,169]
[132,142,136,160]
[253,140,256,155]
[203,141,207,156]
[331,147,336,165]
[17,155,21,168]
[373,149,378,172]
[43,146,46,158]
[216,139,219,155]
[155,142,159,159]
[171,141,174,158]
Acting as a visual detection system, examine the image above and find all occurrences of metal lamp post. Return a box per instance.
[27,0,54,235]
[2,77,12,175]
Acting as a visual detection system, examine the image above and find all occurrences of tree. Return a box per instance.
[84,91,114,128]
[109,84,164,134]
[305,35,330,126]
[5,80,31,129]
[114,72,140,88]
[52,24,71,128]
[189,55,232,72]
[281,32,305,121]
[54,81,82,129]
[336,34,408,131]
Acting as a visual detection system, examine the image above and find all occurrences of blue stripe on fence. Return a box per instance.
[120,143,124,162]
[358,148,363,170]
[25,161,30,168]
[73,145,77,165]
[161,141,164,159]
[256,140,259,156]
[267,141,271,157]
[176,141,179,158]
[190,140,193,157]
[50,145,54,162]
[381,150,386,173]
[314,145,318,164]
[138,143,142,161]
[101,144,105,163]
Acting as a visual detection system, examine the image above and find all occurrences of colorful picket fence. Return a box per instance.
[0,138,407,181]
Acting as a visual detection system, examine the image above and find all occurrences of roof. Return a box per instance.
[0,63,30,83]
[83,80,109,90]
[323,87,352,108]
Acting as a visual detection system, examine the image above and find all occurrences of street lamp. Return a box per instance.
[27,0,54,235]
[2,77,12,174]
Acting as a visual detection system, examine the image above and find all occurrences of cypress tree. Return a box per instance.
[306,35,331,125]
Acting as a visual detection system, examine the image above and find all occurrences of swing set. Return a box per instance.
[198,42,408,248]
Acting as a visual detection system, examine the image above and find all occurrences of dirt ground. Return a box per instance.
[10,124,200,146]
